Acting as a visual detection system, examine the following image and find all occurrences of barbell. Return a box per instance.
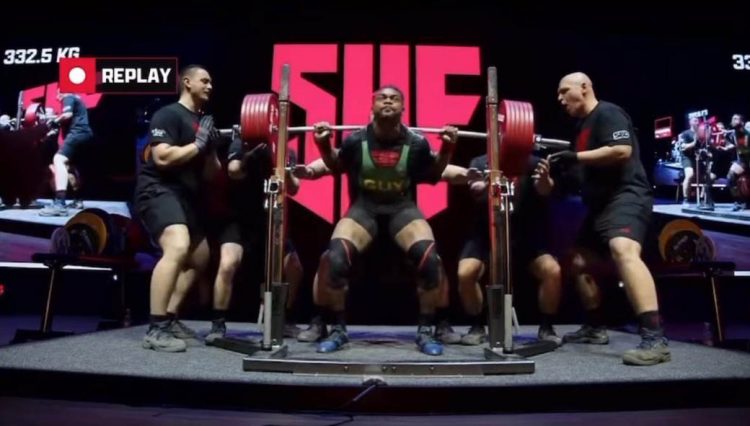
[216,94,570,178]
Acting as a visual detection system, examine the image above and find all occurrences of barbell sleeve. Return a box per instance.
[534,135,570,149]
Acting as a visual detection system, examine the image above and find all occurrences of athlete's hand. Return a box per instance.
[440,125,459,145]
[313,122,333,145]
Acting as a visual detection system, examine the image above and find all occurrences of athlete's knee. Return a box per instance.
[408,240,442,290]
[570,252,588,276]
[458,259,483,288]
[533,255,561,281]
[218,244,243,278]
[328,238,357,289]
[609,238,641,264]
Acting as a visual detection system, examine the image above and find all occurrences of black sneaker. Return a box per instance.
[623,328,671,366]
[205,320,227,345]
[39,202,69,217]
[168,319,198,340]
[435,320,462,344]
[538,325,563,346]
[284,323,302,338]
[416,326,443,356]
[68,199,84,210]
[317,325,348,353]
[142,326,187,352]
[297,316,328,342]
[563,324,609,344]
[460,325,487,346]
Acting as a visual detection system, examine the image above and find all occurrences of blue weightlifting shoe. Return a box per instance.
[416,325,443,356]
[317,325,349,353]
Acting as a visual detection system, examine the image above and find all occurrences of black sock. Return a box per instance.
[586,306,606,328]
[638,311,662,332]
[285,309,295,325]
[149,314,169,328]
[435,307,450,324]
[55,190,66,201]
[166,312,177,322]
[323,309,346,328]
[212,309,227,323]
[468,307,486,327]
[418,312,435,328]
[540,313,555,329]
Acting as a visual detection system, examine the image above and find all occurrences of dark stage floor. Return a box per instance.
[0,322,748,413]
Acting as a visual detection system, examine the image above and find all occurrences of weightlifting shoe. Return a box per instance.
[317,325,348,353]
[416,326,443,356]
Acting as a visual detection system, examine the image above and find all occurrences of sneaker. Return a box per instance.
[416,326,443,356]
[39,202,69,217]
[697,203,715,211]
[538,325,563,346]
[622,329,671,366]
[732,202,746,212]
[460,325,487,346]
[67,199,84,209]
[167,319,198,340]
[284,323,302,338]
[142,326,187,352]
[681,200,690,209]
[205,320,227,345]
[434,320,462,344]
[317,325,348,353]
[297,316,328,342]
[563,324,609,344]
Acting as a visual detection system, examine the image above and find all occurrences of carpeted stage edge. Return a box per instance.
[0,323,748,413]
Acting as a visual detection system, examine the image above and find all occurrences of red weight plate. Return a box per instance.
[499,100,535,177]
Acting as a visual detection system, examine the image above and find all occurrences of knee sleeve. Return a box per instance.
[327,238,357,289]
[407,240,441,290]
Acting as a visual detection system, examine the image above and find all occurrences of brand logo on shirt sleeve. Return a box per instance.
[150,128,167,138]
[612,130,630,140]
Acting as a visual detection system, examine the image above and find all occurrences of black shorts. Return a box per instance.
[207,219,242,245]
[345,198,425,239]
[135,186,205,245]
[459,225,550,266]
[680,153,695,169]
[459,228,489,264]
[513,223,551,265]
[576,192,652,254]
[59,131,93,159]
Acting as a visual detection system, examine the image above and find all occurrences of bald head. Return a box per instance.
[557,72,598,118]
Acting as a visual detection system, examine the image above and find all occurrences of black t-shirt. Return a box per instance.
[339,124,439,203]
[136,102,205,199]
[61,95,91,136]
[572,101,651,207]
[678,128,697,155]
[226,139,297,227]
[468,154,548,236]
